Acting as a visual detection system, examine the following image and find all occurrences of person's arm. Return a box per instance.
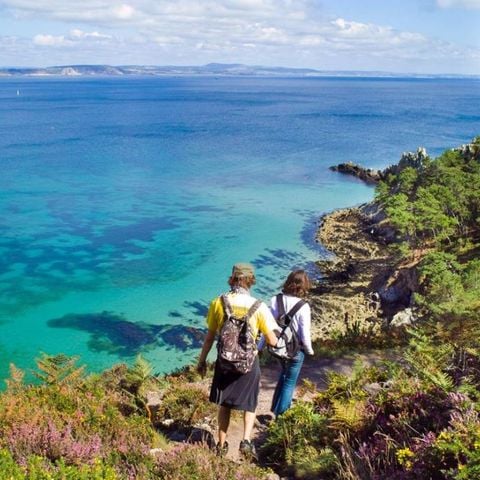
[264,329,279,347]
[197,329,216,377]
[259,295,278,351]
[197,298,221,376]
[258,302,279,347]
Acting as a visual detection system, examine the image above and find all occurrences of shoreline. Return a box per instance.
[309,204,396,340]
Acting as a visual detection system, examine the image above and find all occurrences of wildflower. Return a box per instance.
[396,447,415,470]
[437,431,451,441]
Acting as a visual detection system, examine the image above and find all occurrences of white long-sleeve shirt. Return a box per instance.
[264,293,314,355]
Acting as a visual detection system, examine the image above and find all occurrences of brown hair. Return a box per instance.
[282,270,311,298]
[228,273,256,290]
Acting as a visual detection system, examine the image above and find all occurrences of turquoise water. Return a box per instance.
[0,76,479,380]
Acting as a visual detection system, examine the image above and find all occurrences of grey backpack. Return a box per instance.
[217,295,262,374]
[267,294,306,360]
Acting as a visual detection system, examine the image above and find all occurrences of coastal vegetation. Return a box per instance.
[0,355,271,479]
[0,138,479,479]
[376,138,480,322]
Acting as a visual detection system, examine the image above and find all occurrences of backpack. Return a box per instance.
[267,294,306,360]
[217,295,262,374]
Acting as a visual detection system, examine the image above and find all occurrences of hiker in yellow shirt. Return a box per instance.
[197,263,278,460]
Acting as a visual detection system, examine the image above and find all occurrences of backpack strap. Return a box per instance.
[220,294,233,318]
[220,295,261,321]
[245,299,262,320]
[276,293,307,326]
[276,293,286,319]
[286,299,307,320]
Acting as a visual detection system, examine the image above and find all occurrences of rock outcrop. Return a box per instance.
[330,162,382,184]
[330,146,430,186]
[453,137,480,162]
[382,147,429,177]
[311,203,419,338]
[311,208,392,338]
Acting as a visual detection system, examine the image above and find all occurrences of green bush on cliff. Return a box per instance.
[377,140,480,249]
[375,137,480,320]
[414,252,480,319]
[0,449,118,480]
[155,380,216,430]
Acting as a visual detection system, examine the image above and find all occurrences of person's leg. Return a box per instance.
[272,351,305,417]
[271,361,287,414]
[218,405,231,446]
[243,409,256,441]
[239,409,258,460]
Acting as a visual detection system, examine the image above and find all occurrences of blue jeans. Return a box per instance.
[271,350,305,417]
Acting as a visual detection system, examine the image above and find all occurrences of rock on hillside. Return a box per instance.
[310,203,420,338]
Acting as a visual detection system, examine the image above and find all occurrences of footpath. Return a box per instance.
[224,351,386,463]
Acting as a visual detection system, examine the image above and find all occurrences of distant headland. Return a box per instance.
[1,63,479,78]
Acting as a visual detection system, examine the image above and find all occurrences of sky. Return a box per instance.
[0,0,479,74]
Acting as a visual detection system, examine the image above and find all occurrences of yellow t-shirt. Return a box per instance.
[206,292,277,339]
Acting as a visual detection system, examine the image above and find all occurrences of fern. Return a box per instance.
[124,354,160,397]
[33,353,85,386]
[331,398,367,431]
[404,328,455,392]
[128,354,153,383]
[5,363,25,392]
[323,359,378,400]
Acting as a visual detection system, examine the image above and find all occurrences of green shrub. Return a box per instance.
[0,358,156,479]
[261,402,335,477]
[0,449,118,480]
[433,406,480,479]
[293,446,339,479]
[154,444,269,479]
[156,382,216,430]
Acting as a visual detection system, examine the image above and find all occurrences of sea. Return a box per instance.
[0,75,479,382]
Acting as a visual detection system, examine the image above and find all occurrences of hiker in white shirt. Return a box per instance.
[269,270,314,416]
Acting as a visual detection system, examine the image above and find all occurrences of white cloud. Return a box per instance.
[70,29,111,40]
[112,4,135,19]
[0,0,478,72]
[33,33,65,46]
[437,0,480,9]
[32,29,114,51]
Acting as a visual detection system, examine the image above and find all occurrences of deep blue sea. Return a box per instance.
[0,76,479,380]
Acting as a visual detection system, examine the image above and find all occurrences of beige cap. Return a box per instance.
[231,263,255,277]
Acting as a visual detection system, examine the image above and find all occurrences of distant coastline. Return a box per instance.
[1,63,479,79]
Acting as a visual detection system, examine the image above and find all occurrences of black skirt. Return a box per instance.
[209,356,260,412]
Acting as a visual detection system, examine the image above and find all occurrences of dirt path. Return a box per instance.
[224,351,388,462]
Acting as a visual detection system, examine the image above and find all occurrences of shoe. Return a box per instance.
[239,439,257,461]
[215,441,229,457]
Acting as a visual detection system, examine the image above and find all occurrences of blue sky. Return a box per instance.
[0,0,479,73]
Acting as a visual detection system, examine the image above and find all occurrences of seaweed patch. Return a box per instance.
[47,311,206,357]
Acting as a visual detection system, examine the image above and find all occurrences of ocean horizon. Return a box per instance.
[0,75,479,382]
